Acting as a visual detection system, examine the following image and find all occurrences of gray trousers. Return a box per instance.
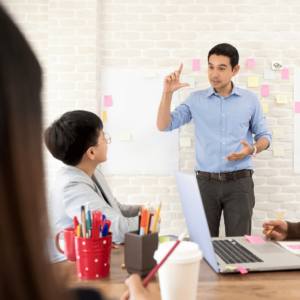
[196,172,255,237]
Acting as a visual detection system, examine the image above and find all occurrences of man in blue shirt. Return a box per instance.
[157,43,272,237]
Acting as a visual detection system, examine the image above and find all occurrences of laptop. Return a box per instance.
[174,171,300,273]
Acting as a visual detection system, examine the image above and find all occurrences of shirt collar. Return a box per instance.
[206,81,241,98]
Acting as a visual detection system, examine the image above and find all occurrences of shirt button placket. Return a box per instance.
[222,98,226,169]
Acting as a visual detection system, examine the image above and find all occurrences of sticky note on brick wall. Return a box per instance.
[248,76,259,88]
[273,145,284,156]
[276,94,288,103]
[262,103,268,114]
[273,127,284,139]
[193,59,201,71]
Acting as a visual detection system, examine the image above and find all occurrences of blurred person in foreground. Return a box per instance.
[0,5,160,300]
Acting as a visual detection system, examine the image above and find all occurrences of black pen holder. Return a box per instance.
[124,230,158,277]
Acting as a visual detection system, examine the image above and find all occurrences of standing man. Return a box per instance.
[157,43,272,237]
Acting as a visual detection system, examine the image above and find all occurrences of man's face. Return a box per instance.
[208,54,237,90]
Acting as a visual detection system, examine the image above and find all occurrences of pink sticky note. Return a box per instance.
[236,266,248,274]
[245,235,266,244]
[193,59,200,71]
[247,59,255,67]
[287,245,300,250]
[282,69,289,80]
[261,85,269,97]
[296,102,300,113]
[104,95,113,107]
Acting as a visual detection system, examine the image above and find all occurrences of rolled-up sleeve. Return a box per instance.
[251,95,272,149]
[163,95,193,132]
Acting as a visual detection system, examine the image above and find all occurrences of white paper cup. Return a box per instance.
[154,241,202,300]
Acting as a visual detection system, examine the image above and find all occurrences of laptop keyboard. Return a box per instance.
[212,239,264,264]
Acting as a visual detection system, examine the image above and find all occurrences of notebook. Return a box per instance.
[275,240,300,256]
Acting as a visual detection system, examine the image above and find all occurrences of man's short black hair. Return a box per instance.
[208,43,239,71]
[44,110,103,166]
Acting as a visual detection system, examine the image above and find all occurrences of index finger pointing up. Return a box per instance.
[178,63,183,75]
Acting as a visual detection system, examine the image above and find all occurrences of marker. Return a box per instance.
[73,216,79,230]
[102,223,109,237]
[77,225,81,237]
[267,209,286,235]
[81,206,87,238]
[148,214,153,234]
[139,207,148,236]
[145,212,150,235]
[87,203,92,230]
[151,201,162,233]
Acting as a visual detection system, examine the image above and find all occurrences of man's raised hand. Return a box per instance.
[163,63,190,94]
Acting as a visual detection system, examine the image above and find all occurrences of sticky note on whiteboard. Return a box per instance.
[145,69,156,78]
[104,95,113,107]
[119,130,131,141]
[180,137,191,147]
[182,77,195,89]
[103,111,107,122]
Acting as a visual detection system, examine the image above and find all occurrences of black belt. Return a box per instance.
[196,170,253,181]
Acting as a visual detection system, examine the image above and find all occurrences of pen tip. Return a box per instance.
[81,205,84,211]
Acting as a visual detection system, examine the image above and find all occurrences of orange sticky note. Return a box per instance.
[103,111,107,122]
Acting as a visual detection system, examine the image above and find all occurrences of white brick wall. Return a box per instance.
[2,0,300,237]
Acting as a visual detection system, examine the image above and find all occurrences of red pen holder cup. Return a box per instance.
[75,232,112,279]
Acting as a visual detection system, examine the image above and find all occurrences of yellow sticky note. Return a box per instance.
[273,127,284,139]
[103,111,107,122]
[171,103,176,111]
[262,103,268,114]
[226,266,236,270]
[276,94,288,103]
[273,145,284,157]
[159,237,170,243]
[145,69,156,78]
[248,76,259,88]
[119,130,131,141]
[180,137,191,147]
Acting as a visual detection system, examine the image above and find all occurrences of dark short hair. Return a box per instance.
[44,110,103,166]
[208,43,239,70]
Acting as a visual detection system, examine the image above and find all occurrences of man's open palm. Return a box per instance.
[163,63,190,93]
[226,140,252,161]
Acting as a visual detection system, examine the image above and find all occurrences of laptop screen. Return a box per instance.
[174,171,219,273]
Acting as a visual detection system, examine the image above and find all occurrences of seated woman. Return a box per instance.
[45,110,160,243]
[263,220,300,240]
[0,5,160,300]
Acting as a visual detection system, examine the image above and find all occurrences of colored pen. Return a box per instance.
[81,206,87,238]
[73,216,79,230]
[102,223,109,237]
[148,214,153,234]
[267,209,286,235]
[139,207,148,236]
[77,225,81,237]
[87,203,92,230]
[143,230,187,287]
[138,211,142,233]
[145,212,150,235]
[151,201,162,233]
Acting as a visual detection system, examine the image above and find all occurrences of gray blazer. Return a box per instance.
[49,165,159,244]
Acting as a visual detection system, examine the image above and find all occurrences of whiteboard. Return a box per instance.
[295,68,300,173]
[100,68,179,174]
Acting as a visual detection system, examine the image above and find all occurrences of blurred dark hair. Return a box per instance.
[208,43,239,71]
[0,5,65,300]
[44,110,103,166]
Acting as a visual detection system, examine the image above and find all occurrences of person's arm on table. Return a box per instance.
[114,197,144,218]
[226,94,272,161]
[157,63,190,132]
[120,274,161,300]
[262,221,300,241]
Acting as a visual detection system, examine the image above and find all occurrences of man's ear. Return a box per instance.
[86,147,95,160]
[233,65,240,76]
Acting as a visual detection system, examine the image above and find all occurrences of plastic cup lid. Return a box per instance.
[154,241,202,264]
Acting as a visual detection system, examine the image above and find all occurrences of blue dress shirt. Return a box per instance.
[164,84,272,173]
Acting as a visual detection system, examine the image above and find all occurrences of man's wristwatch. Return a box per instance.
[250,145,257,156]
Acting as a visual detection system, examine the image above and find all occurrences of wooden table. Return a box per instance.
[52,245,300,300]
